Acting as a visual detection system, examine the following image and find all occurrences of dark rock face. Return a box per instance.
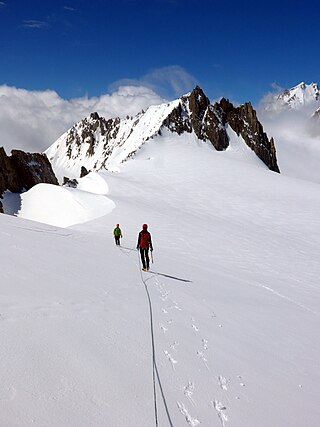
[217,98,280,172]
[63,177,78,188]
[0,147,58,199]
[163,86,229,151]
[164,86,279,172]
[160,87,280,171]
[65,113,121,161]
[80,166,89,178]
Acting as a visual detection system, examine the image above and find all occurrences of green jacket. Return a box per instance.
[113,227,122,237]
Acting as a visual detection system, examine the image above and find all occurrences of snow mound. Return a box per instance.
[76,172,109,195]
[18,183,115,227]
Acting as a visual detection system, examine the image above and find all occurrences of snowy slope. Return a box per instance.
[1,133,320,426]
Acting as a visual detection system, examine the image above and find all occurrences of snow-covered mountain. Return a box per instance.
[263,82,320,111]
[46,86,279,180]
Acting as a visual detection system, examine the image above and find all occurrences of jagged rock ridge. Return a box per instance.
[46,86,280,178]
[0,148,58,213]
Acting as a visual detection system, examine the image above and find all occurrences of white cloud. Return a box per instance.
[110,65,198,98]
[22,20,49,29]
[257,95,320,183]
[0,85,166,153]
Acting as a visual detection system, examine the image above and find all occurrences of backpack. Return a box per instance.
[114,227,121,237]
[139,230,150,249]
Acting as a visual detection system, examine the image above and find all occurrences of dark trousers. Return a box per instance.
[114,236,120,245]
[140,248,150,269]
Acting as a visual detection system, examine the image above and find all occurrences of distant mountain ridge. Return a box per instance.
[46,86,280,178]
[264,82,320,112]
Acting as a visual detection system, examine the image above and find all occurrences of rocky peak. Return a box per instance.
[187,86,210,116]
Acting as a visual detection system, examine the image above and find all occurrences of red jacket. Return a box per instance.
[137,230,153,250]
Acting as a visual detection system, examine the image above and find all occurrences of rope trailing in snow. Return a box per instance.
[137,252,174,427]
[138,256,159,427]
[119,245,174,426]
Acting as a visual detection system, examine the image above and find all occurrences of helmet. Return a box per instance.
[142,223,148,229]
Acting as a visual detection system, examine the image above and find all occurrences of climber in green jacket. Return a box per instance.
[113,224,122,246]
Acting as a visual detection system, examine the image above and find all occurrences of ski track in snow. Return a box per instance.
[253,281,319,316]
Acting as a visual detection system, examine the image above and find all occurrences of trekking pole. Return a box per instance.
[151,251,154,263]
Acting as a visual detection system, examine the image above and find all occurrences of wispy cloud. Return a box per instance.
[0,1,6,6]
[22,19,49,29]
[64,6,76,11]
[110,65,198,99]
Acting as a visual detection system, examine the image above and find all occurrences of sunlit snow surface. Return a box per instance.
[18,173,114,227]
[1,134,320,426]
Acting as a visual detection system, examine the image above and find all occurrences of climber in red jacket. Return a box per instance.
[137,224,153,271]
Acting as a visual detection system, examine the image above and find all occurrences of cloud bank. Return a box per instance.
[0,85,166,153]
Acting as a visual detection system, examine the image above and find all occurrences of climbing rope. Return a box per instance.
[119,245,174,426]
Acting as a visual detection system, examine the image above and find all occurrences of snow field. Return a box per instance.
[1,133,320,426]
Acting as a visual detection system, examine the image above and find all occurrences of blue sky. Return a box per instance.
[0,0,319,103]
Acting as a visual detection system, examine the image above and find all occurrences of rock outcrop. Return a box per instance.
[217,98,280,172]
[164,87,279,172]
[0,147,58,203]
[164,86,229,151]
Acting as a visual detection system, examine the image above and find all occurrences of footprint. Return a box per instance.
[197,350,208,366]
[202,338,208,350]
[213,400,228,427]
[237,375,246,387]
[164,351,178,370]
[160,292,170,302]
[184,382,195,405]
[177,401,200,426]
[192,324,199,332]
[218,376,228,391]
[162,308,168,314]
[170,301,182,311]
[170,341,179,351]
[160,324,168,334]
